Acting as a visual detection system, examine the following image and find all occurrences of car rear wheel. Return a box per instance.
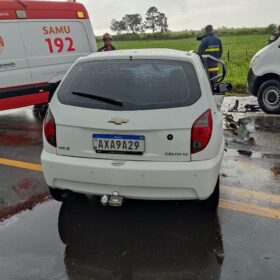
[257,79,280,114]
[202,177,220,211]
[33,104,48,119]
[49,187,67,202]
[49,187,88,202]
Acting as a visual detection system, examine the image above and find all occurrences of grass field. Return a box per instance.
[98,34,269,92]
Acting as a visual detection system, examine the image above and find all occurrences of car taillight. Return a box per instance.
[43,109,56,147]
[191,109,212,154]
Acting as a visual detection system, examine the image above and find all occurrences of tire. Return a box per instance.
[33,104,48,120]
[49,187,88,202]
[58,195,89,244]
[49,187,66,202]
[202,177,220,211]
[257,79,280,114]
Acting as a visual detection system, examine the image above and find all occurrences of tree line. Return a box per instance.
[97,25,277,42]
[110,7,168,34]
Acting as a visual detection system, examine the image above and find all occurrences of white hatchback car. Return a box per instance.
[41,49,231,209]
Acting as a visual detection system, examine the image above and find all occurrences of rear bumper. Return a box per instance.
[41,143,224,200]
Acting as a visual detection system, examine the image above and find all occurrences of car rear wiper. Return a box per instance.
[72,91,123,107]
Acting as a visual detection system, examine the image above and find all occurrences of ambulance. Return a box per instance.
[0,0,97,111]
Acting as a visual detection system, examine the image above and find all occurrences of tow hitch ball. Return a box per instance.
[101,192,124,207]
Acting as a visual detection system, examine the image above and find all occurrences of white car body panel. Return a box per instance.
[0,22,33,87]
[19,20,95,84]
[42,49,224,200]
[0,19,96,88]
[251,38,280,77]
[42,142,224,200]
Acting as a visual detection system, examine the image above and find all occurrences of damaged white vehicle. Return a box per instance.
[41,49,232,209]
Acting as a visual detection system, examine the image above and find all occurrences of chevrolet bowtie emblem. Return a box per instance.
[109,117,129,125]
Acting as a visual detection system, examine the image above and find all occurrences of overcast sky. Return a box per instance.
[78,0,280,35]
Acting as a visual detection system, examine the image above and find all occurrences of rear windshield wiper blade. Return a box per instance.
[72,91,123,107]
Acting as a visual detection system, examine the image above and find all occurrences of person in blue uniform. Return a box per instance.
[198,25,223,80]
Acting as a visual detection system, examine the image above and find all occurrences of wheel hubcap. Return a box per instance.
[263,86,280,110]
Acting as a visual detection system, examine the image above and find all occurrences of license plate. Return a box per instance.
[93,134,145,154]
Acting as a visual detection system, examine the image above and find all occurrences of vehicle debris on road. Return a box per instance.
[224,114,254,143]
[228,100,239,112]
[271,167,280,177]
[227,99,261,113]
[244,104,261,112]
[237,150,253,157]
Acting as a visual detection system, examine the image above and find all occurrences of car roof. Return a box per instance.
[79,49,197,62]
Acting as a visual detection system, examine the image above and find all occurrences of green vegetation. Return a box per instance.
[96,27,270,42]
[98,34,269,93]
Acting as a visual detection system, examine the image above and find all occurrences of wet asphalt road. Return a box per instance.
[1,197,280,280]
[0,98,280,280]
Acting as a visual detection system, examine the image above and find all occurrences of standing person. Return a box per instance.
[268,25,280,44]
[198,25,223,80]
[97,33,116,52]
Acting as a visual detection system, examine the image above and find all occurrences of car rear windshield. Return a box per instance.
[57,59,202,111]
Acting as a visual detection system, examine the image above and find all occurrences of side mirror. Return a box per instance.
[201,55,227,83]
[213,82,233,95]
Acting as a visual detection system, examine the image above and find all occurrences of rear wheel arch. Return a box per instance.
[254,73,280,96]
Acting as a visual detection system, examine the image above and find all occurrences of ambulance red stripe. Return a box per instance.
[0,92,49,110]
[0,82,51,110]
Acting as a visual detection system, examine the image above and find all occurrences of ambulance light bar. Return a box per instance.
[77,11,85,18]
